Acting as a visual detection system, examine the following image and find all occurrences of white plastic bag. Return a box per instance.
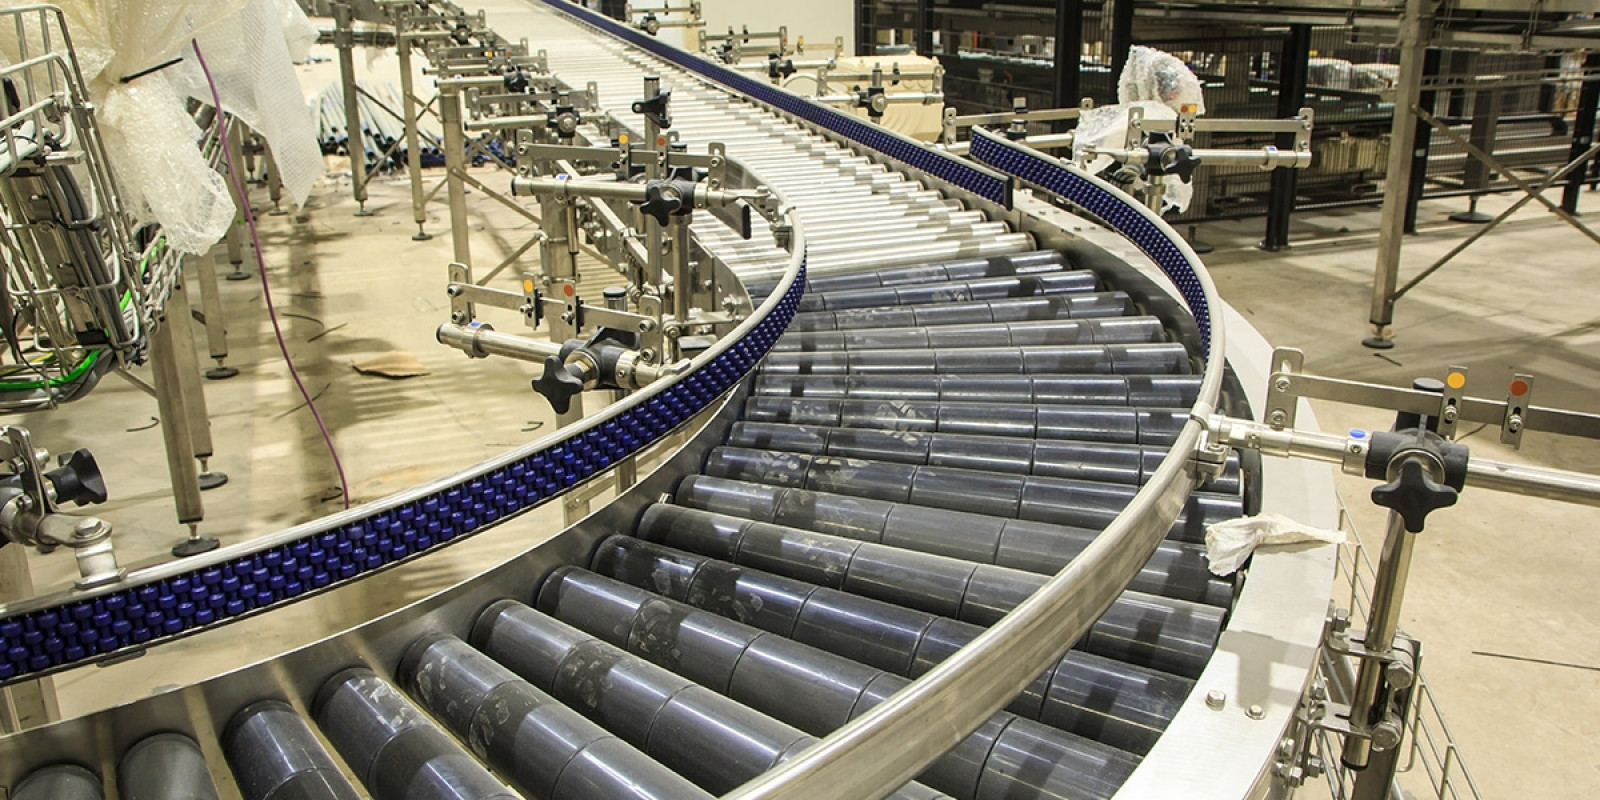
[1204,512,1346,576]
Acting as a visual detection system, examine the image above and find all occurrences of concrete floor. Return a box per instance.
[1203,192,1600,800]
[2,47,1598,798]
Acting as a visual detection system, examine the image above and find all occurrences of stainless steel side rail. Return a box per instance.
[725,138,1229,800]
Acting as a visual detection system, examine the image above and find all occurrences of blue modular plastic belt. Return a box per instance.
[967,129,1213,357]
[533,0,1013,209]
[0,260,807,685]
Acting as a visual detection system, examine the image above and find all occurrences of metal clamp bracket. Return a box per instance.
[1266,347,1600,447]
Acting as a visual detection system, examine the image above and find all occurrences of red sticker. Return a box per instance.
[563,284,575,297]
[1509,379,1529,397]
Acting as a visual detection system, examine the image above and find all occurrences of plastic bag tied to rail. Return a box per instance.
[1073,45,1207,213]
[0,0,321,254]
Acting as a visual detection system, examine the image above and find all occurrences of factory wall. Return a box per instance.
[697,0,854,58]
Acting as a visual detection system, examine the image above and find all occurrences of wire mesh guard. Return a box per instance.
[0,6,195,412]
[1314,506,1484,800]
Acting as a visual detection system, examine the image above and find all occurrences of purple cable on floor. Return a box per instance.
[191,39,352,508]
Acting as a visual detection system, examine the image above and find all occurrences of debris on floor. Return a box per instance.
[351,351,430,378]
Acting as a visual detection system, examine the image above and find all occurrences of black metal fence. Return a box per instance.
[857,1,1596,228]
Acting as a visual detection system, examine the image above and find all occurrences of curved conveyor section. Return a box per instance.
[0,2,1262,799]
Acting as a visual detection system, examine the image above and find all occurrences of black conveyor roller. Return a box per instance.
[399,634,713,800]
[10,765,102,800]
[741,397,1188,445]
[536,567,1141,800]
[752,373,1204,406]
[747,250,1071,297]
[120,733,221,800]
[224,701,362,800]
[469,601,951,799]
[314,669,518,800]
[796,273,1100,313]
[787,294,1140,331]
[673,476,1234,606]
[770,317,1165,352]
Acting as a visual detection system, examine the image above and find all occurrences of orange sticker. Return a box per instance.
[1446,372,1465,390]
[563,284,575,297]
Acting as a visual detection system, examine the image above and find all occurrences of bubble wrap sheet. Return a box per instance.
[1,0,321,254]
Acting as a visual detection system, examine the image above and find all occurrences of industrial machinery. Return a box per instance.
[942,97,1314,214]
[0,5,234,558]
[0,2,1597,800]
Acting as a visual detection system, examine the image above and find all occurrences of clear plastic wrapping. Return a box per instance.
[2,0,320,253]
[1117,45,1206,114]
[1069,46,1207,213]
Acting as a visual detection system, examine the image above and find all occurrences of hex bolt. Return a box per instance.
[1205,689,1227,710]
[1385,660,1415,690]
[1247,704,1266,720]
[74,519,105,539]
[1371,719,1403,750]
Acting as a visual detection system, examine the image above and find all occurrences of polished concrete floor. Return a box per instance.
[4,76,1599,798]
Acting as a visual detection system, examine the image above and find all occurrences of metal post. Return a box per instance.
[855,0,872,57]
[1403,48,1442,233]
[1340,513,1415,773]
[167,274,228,497]
[224,121,251,281]
[1109,0,1135,97]
[1262,24,1310,252]
[905,0,929,57]
[1450,80,1501,224]
[397,7,432,241]
[265,142,286,217]
[669,211,692,361]
[195,242,237,380]
[440,84,472,267]
[1561,53,1600,214]
[149,285,208,550]
[1052,0,1083,112]
[335,3,372,216]
[1364,0,1432,349]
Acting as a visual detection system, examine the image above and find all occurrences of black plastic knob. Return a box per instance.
[639,182,684,226]
[45,449,108,507]
[532,356,585,415]
[502,68,529,94]
[1160,145,1202,184]
[1371,457,1458,533]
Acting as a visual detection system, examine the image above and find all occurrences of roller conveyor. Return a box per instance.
[671,476,1233,608]
[0,1,1320,797]
[739,397,1190,445]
